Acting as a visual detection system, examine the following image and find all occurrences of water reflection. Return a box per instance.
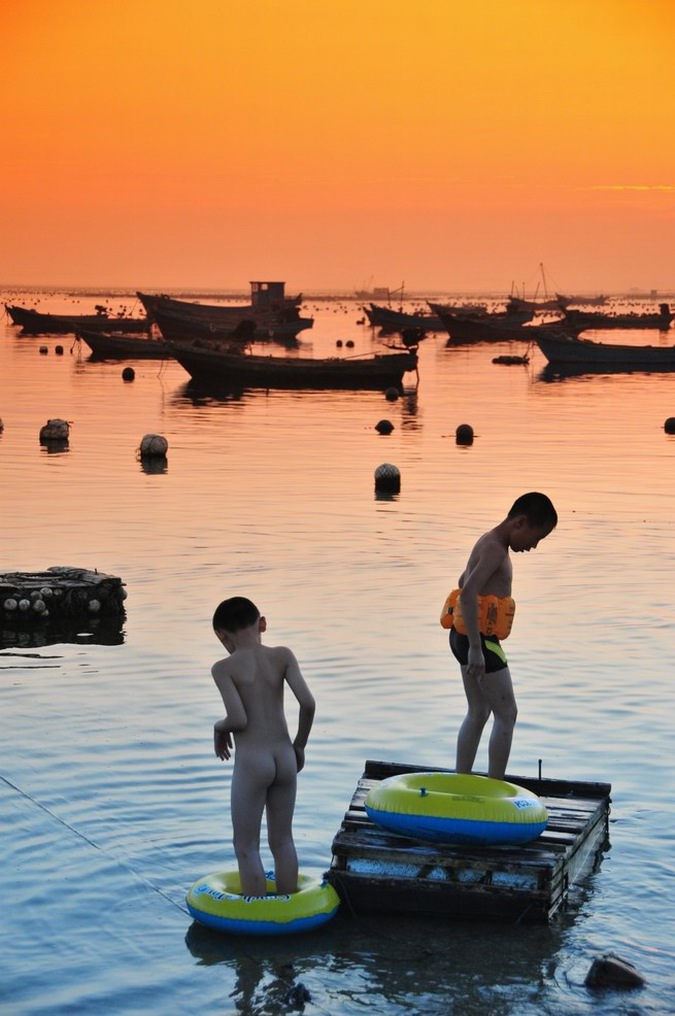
[185,908,572,1014]
[139,456,168,475]
[0,614,126,649]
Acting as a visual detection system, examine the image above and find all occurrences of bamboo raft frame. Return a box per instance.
[328,760,611,924]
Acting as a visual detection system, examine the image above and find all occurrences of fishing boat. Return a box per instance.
[137,280,306,323]
[429,301,535,344]
[508,295,567,313]
[562,303,673,332]
[533,329,675,371]
[149,304,307,343]
[166,338,418,390]
[75,328,172,360]
[363,303,445,333]
[555,292,608,307]
[5,304,149,335]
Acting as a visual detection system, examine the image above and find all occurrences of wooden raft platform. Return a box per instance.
[327,760,611,924]
[0,567,126,622]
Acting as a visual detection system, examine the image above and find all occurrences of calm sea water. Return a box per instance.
[1,289,674,1015]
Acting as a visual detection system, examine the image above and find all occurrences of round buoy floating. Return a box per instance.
[375,419,394,435]
[39,418,70,442]
[374,462,401,494]
[122,366,135,382]
[0,418,4,433]
[664,417,675,434]
[346,339,355,348]
[336,340,343,348]
[55,345,64,355]
[455,423,474,446]
[385,387,399,402]
[139,433,168,458]
[39,346,49,355]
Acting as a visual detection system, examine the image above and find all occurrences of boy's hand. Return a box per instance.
[293,744,306,773]
[467,645,486,681]
[214,720,233,760]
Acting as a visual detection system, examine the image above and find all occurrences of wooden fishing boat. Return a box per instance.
[150,305,307,343]
[533,329,675,370]
[76,328,172,360]
[166,338,418,390]
[429,302,536,344]
[5,304,149,335]
[562,303,673,332]
[137,280,305,324]
[363,303,445,332]
[508,295,567,313]
[555,292,608,307]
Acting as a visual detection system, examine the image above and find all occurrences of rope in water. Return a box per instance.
[0,771,189,915]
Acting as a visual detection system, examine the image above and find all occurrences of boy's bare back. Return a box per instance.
[212,644,309,751]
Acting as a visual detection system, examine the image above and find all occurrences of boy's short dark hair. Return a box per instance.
[213,596,260,633]
[508,492,558,529]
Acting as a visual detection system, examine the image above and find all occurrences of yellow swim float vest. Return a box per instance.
[440,588,515,639]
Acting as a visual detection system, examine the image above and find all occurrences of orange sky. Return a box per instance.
[1,0,674,293]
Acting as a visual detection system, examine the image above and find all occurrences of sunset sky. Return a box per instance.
[2,0,674,293]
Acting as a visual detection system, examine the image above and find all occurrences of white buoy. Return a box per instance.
[139,433,168,457]
[3,598,18,611]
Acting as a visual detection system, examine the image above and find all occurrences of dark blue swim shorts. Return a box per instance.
[449,628,508,673]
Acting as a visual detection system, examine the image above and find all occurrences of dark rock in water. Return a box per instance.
[664,417,675,434]
[584,952,646,989]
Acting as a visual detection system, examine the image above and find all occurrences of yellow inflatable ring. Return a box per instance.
[186,870,340,936]
[365,772,548,846]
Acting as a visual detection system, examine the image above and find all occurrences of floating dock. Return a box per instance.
[328,760,611,924]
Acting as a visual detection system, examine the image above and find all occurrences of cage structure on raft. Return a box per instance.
[1,567,126,627]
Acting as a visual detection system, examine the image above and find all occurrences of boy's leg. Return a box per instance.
[479,666,518,780]
[231,756,273,896]
[456,666,491,773]
[266,746,299,894]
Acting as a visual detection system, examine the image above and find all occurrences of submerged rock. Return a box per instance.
[585,952,646,989]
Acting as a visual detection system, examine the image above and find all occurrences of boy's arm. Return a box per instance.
[211,660,248,760]
[460,539,506,678]
[283,649,315,772]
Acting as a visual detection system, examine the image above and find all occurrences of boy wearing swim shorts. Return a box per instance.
[447,492,557,780]
[211,596,315,896]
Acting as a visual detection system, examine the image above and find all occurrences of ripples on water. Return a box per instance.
[1,290,674,1013]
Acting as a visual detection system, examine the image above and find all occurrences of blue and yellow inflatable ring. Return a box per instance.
[186,871,340,936]
[365,772,548,846]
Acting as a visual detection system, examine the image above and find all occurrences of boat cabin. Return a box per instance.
[250,281,288,309]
